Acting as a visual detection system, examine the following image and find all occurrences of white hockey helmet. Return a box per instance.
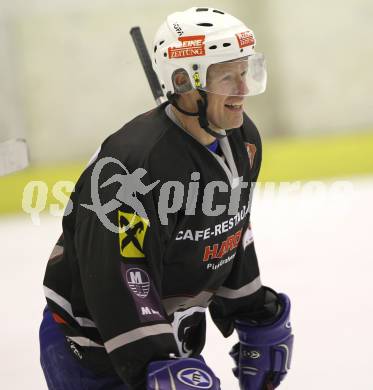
[152,7,267,98]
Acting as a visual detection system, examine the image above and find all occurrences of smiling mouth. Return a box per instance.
[224,103,243,111]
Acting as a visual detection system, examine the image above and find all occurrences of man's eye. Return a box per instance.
[241,70,248,77]
[222,75,232,81]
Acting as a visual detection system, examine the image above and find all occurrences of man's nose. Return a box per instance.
[233,77,249,96]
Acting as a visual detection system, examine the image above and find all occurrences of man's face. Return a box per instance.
[205,60,249,130]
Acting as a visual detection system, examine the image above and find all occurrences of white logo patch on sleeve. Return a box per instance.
[242,223,254,249]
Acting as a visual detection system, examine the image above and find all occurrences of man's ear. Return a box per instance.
[172,69,193,93]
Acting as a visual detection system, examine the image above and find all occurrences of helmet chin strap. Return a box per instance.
[167,90,233,139]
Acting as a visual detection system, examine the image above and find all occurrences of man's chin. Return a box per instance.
[208,114,244,132]
[225,116,244,130]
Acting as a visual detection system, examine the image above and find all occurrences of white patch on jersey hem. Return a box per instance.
[242,225,254,249]
[171,306,206,357]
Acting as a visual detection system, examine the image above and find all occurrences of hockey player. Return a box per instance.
[40,7,293,390]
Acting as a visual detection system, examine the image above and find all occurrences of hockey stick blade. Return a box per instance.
[0,138,29,176]
[130,26,166,106]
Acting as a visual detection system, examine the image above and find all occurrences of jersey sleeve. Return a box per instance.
[209,118,279,337]
[74,144,179,388]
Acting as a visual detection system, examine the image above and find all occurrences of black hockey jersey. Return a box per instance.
[43,102,276,389]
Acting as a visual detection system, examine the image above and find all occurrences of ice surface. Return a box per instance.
[1,177,372,389]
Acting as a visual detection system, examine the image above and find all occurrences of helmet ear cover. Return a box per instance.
[172,68,193,94]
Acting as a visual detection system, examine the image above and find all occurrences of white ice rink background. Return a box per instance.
[1,177,372,389]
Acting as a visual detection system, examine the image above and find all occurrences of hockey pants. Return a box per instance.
[39,307,128,390]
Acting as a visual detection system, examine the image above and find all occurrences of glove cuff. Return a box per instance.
[235,293,292,345]
[233,293,294,388]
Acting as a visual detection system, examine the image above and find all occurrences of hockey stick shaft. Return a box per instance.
[130,27,166,106]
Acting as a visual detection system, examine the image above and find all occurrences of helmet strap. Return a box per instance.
[166,92,199,117]
[196,90,228,140]
[167,91,231,140]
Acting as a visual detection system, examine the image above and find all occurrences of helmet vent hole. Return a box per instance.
[209,45,217,50]
[164,52,167,57]
[240,49,244,53]
[213,9,224,14]
[154,45,157,53]
[223,43,231,47]
[196,8,209,12]
[197,23,213,27]
[159,40,165,45]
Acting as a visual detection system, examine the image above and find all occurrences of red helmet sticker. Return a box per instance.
[168,35,206,59]
[236,31,256,48]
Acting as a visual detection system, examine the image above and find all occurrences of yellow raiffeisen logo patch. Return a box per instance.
[118,211,149,258]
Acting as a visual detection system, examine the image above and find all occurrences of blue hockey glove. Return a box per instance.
[230,293,294,390]
[147,356,221,390]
